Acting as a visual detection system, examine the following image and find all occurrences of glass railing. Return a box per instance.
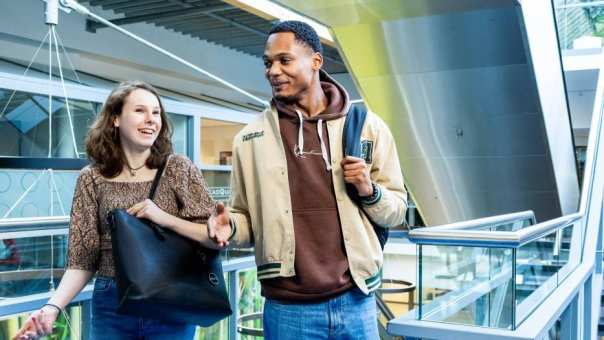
[411,211,581,330]
[0,169,79,219]
[0,216,259,340]
[418,243,514,328]
[0,218,70,300]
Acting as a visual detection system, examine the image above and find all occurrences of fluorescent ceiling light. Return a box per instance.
[223,0,334,45]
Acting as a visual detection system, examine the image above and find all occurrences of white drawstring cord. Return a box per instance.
[293,109,332,171]
[317,119,332,171]
[295,110,305,157]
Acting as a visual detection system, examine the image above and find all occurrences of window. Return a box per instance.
[200,118,245,166]
[0,88,98,158]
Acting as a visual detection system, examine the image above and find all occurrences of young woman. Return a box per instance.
[14,81,232,340]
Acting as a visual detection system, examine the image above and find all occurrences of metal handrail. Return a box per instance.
[409,212,581,248]
[1,228,69,239]
[416,210,535,232]
[0,216,69,229]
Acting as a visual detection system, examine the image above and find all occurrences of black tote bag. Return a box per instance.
[107,160,232,326]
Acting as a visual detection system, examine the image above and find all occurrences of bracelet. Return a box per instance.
[42,303,63,314]
[360,182,382,206]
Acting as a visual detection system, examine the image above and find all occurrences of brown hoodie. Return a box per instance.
[261,70,354,302]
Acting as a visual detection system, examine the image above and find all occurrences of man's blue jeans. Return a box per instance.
[263,288,379,340]
[90,276,196,340]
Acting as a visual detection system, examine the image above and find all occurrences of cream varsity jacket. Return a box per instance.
[228,105,407,293]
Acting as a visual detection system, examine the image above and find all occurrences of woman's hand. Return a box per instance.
[13,306,60,340]
[127,199,170,226]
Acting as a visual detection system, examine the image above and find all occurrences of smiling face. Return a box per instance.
[113,88,162,151]
[263,32,323,102]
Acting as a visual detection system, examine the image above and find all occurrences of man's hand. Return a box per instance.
[127,199,171,226]
[207,202,232,248]
[341,156,373,197]
[13,306,59,340]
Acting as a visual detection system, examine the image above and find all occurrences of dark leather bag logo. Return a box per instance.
[208,273,219,286]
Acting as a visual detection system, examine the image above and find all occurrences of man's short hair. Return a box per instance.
[268,20,323,55]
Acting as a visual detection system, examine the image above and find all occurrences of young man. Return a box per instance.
[210,20,407,339]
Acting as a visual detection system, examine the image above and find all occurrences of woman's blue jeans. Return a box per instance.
[90,276,196,340]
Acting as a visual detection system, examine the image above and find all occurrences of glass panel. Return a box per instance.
[167,112,189,156]
[0,233,68,298]
[382,243,417,317]
[0,169,79,219]
[0,88,98,158]
[554,0,601,50]
[515,224,578,326]
[200,118,245,166]
[238,269,264,340]
[418,245,514,329]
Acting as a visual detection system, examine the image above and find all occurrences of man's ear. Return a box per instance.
[311,52,323,71]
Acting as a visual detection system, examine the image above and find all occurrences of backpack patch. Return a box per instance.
[361,140,374,164]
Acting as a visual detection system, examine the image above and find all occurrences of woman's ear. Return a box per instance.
[113,116,120,128]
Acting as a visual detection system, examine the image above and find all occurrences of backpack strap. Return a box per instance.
[342,105,389,249]
[343,105,368,201]
[343,105,368,159]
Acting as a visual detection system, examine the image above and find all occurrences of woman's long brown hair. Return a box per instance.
[86,81,173,178]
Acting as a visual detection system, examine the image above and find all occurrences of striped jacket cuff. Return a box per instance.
[360,182,382,206]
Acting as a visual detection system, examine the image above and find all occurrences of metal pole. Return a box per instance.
[45,0,59,25]
[228,271,239,340]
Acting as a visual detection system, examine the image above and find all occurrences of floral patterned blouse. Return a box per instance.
[66,154,214,277]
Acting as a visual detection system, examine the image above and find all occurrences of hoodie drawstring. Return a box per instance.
[295,110,305,157]
[317,119,332,171]
[295,109,332,171]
